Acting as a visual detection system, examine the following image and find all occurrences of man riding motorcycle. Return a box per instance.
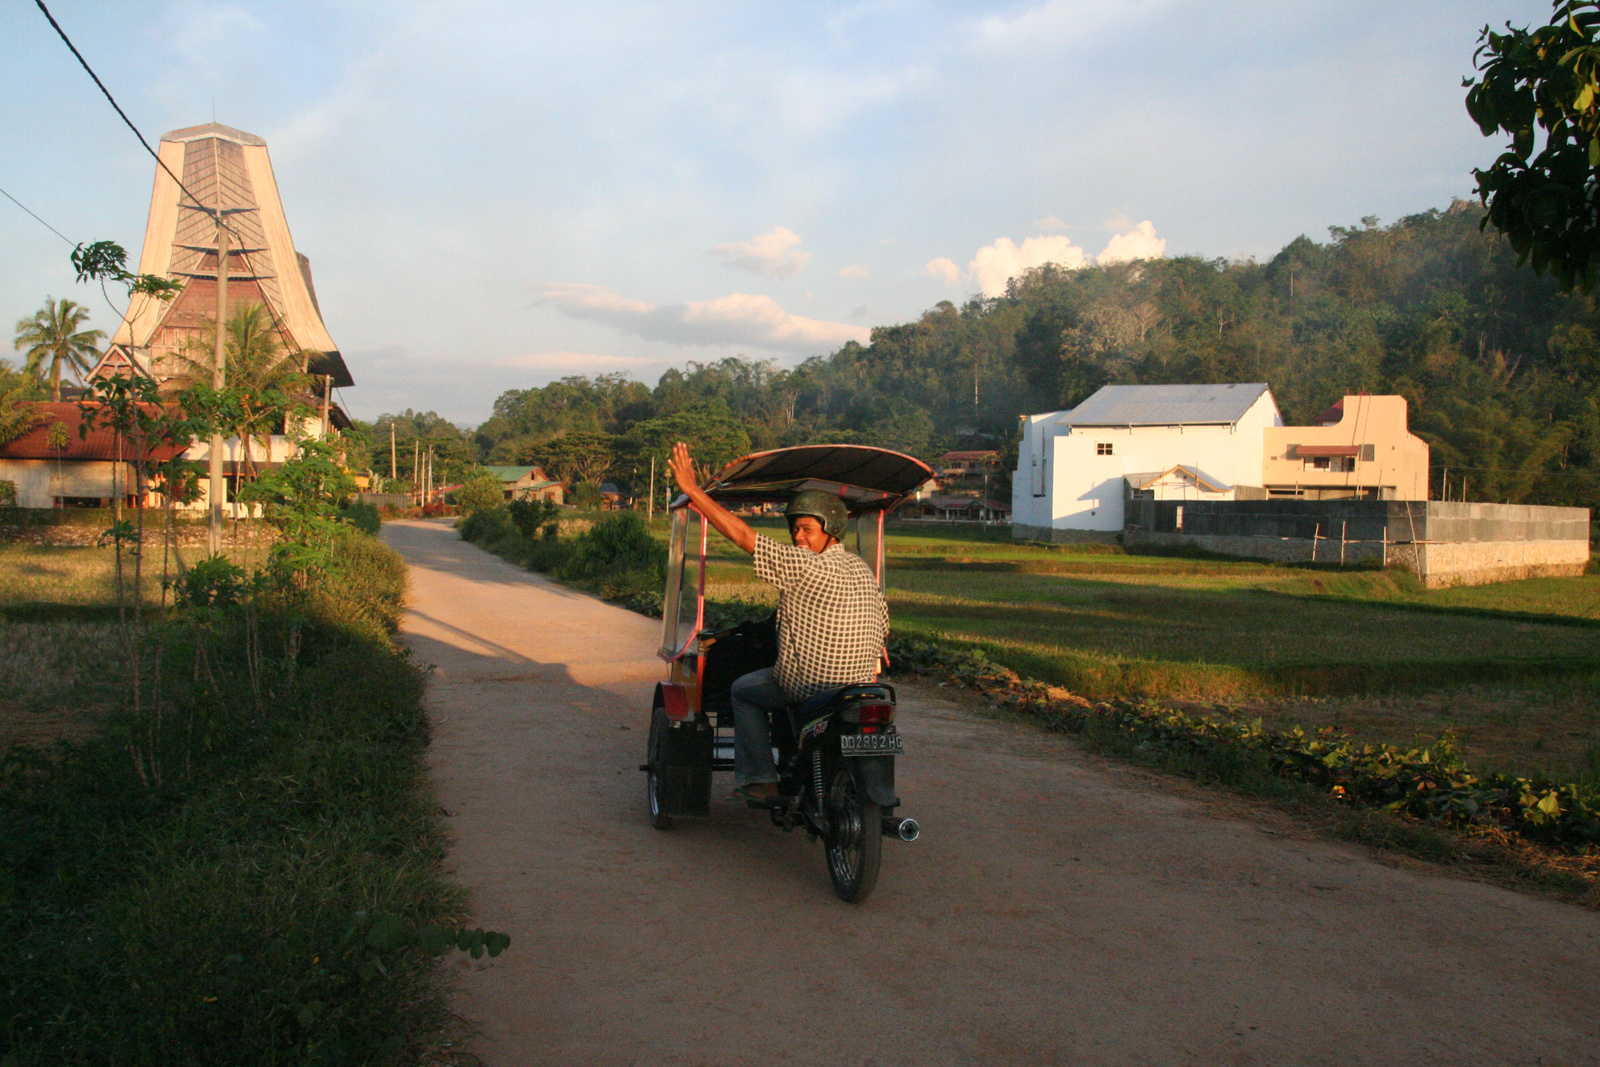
[666,441,889,801]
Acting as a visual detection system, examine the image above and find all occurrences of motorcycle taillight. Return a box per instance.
[858,703,893,725]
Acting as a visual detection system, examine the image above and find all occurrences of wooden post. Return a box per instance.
[647,454,655,523]
[1340,520,1347,566]
[1311,523,1320,563]
[389,422,396,484]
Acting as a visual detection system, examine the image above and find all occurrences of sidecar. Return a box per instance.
[642,444,932,828]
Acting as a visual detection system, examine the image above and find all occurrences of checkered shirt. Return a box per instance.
[753,534,889,701]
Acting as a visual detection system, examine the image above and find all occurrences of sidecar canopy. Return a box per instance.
[694,444,933,511]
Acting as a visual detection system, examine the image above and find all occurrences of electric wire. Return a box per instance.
[0,184,75,245]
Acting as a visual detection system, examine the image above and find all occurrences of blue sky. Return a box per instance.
[1,0,1554,426]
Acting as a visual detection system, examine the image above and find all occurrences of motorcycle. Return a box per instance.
[639,444,932,902]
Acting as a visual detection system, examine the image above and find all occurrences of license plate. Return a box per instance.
[840,733,904,757]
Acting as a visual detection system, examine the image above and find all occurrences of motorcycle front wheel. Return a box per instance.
[823,764,882,902]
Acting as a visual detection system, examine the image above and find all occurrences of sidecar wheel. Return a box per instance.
[646,705,674,830]
[823,765,882,903]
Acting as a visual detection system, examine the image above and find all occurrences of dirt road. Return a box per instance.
[383,519,1599,1067]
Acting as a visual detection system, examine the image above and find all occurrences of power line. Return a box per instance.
[0,184,75,245]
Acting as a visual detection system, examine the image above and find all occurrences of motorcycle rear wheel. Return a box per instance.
[823,764,882,902]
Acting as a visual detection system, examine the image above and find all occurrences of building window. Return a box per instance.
[1096,442,1114,456]
[1303,456,1355,473]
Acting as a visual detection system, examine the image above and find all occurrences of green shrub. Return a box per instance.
[0,480,15,507]
[555,510,663,589]
[507,498,561,539]
[452,472,505,514]
[339,499,381,535]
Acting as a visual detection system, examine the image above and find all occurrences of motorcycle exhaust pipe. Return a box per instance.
[882,816,920,842]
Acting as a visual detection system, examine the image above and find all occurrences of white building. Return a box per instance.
[1012,383,1283,541]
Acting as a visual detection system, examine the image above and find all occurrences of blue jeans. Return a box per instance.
[730,667,789,786]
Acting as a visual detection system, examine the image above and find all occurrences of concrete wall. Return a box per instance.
[1058,498,1590,588]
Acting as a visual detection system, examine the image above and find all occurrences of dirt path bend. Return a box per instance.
[383,519,1599,1067]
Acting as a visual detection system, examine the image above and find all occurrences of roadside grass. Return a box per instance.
[0,531,474,1065]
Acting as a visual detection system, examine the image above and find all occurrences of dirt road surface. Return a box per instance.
[383,519,1600,1067]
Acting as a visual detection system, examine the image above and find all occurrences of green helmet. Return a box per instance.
[785,489,849,541]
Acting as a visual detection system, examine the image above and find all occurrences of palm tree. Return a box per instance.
[169,302,311,487]
[13,297,105,401]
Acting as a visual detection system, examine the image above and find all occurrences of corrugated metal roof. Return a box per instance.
[1060,383,1271,426]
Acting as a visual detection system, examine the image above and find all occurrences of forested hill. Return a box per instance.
[400,200,1600,509]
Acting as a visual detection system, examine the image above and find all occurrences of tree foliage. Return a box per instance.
[1467,1,1600,290]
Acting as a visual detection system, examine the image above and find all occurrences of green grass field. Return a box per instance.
[687,518,1600,785]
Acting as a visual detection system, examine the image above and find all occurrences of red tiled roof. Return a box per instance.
[939,450,999,461]
[0,403,187,462]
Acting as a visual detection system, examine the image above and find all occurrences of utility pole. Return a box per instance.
[208,203,229,554]
[647,454,655,523]
[389,422,396,484]
[413,440,420,504]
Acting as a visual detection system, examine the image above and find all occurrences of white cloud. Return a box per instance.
[533,283,868,355]
[837,264,870,279]
[1034,214,1070,232]
[925,257,962,287]
[710,226,811,277]
[1098,220,1166,264]
[941,219,1168,296]
[970,235,1090,297]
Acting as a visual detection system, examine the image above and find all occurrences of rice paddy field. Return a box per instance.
[699,519,1600,786]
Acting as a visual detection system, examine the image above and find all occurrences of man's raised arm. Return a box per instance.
[667,441,757,555]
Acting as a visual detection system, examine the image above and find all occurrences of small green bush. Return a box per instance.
[339,499,381,535]
[452,472,505,514]
[556,510,663,589]
[507,498,561,539]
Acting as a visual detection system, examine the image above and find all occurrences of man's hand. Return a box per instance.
[669,442,756,555]
[668,441,700,497]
